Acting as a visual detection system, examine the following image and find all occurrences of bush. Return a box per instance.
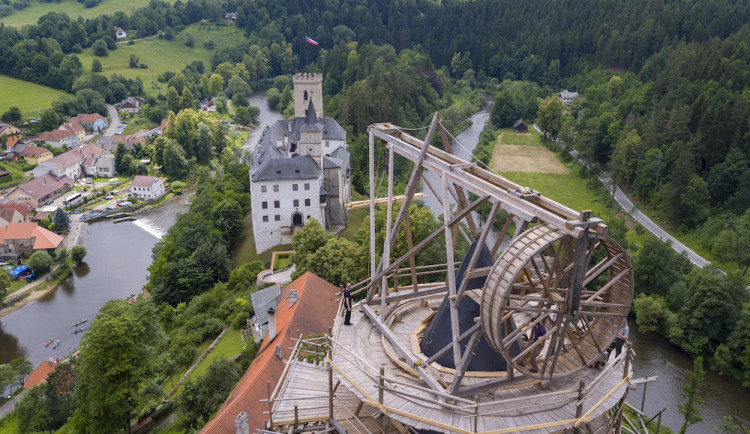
[139,64,148,69]
[71,43,83,53]
[91,58,102,72]
[1,107,22,123]
[92,40,108,57]
[71,245,87,263]
[28,251,53,274]
[185,34,194,47]
[103,35,117,50]
[127,40,135,45]
[53,264,72,279]
[204,40,215,50]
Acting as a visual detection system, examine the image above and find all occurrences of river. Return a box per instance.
[0,196,192,367]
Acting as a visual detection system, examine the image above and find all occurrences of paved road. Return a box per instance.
[0,389,24,418]
[533,124,709,268]
[103,104,121,137]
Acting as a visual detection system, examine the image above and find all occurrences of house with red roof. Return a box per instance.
[0,222,64,255]
[71,113,108,132]
[0,203,33,222]
[23,361,57,389]
[20,145,53,165]
[201,272,340,433]
[5,173,74,208]
[32,144,106,180]
[129,175,165,200]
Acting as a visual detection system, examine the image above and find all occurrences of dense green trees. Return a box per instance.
[71,245,87,264]
[176,358,241,428]
[16,361,76,433]
[28,251,54,274]
[72,300,164,432]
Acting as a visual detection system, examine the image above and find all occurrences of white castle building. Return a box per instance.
[249,73,351,254]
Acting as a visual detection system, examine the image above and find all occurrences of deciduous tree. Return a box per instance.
[536,96,565,141]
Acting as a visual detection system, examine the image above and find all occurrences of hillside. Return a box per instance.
[0,0,172,27]
[0,74,68,119]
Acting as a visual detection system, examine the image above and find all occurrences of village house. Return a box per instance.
[558,90,579,106]
[20,146,53,165]
[117,97,144,113]
[0,207,24,227]
[114,27,127,39]
[201,272,339,432]
[4,173,74,208]
[97,135,144,152]
[0,203,32,222]
[32,144,106,179]
[0,222,64,256]
[128,175,165,200]
[71,113,109,132]
[37,128,78,148]
[0,123,20,137]
[4,136,26,154]
[249,73,351,254]
[91,155,115,177]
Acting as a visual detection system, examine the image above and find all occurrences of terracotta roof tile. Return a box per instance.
[32,225,64,249]
[201,272,339,433]
[17,173,74,200]
[20,146,50,159]
[23,361,56,389]
[74,113,107,125]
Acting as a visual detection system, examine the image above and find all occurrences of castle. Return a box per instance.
[248,73,351,254]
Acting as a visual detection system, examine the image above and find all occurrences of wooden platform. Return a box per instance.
[323,297,630,433]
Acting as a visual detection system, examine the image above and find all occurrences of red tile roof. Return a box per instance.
[20,146,50,159]
[0,203,32,219]
[24,361,56,389]
[0,222,64,249]
[38,129,75,142]
[201,272,340,433]
[131,175,160,188]
[17,173,74,200]
[73,113,107,125]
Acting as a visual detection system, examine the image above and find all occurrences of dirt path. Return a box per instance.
[490,132,569,174]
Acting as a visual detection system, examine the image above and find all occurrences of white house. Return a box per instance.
[37,128,78,148]
[32,144,105,180]
[72,113,109,132]
[115,27,127,39]
[248,73,351,254]
[558,90,579,106]
[129,175,165,200]
[118,97,142,113]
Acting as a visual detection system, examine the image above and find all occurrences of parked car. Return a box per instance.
[45,199,53,205]
[25,273,38,282]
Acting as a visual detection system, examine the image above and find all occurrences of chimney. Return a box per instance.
[289,289,298,308]
[267,307,276,341]
[235,412,249,434]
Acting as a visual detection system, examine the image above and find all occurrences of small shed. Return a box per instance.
[514,118,528,133]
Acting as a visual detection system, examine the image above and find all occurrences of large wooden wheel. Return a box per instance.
[480,224,633,379]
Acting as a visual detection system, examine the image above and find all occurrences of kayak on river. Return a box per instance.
[73,319,87,327]
[52,339,60,349]
[44,338,53,347]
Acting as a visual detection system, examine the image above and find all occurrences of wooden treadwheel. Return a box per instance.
[480,224,633,379]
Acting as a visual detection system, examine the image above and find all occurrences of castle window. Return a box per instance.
[304,183,310,190]
[274,200,280,208]
[325,141,330,147]
[293,199,299,207]
[304,90,308,100]
[262,216,268,222]
[293,184,298,191]
[261,185,267,193]
[273,185,279,192]
[262,201,268,209]
[305,199,311,206]
[275,215,280,221]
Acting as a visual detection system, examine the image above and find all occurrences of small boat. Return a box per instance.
[52,339,60,349]
[71,327,87,334]
[44,338,53,347]
[73,319,87,327]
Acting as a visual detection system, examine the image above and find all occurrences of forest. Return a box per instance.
[4,0,750,430]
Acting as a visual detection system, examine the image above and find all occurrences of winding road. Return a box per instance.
[103,104,121,137]
[533,124,709,267]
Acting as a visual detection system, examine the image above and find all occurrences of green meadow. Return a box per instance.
[77,24,248,97]
[0,74,68,119]
[0,0,169,27]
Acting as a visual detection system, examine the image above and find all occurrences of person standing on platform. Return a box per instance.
[343,282,353,325]
[529,322,547,373]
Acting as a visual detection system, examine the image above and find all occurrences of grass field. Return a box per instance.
[0,0,171,27]
[77,23,248,97]
[0,74,68,119]
[497,127,544,146]
[188,328,244,380]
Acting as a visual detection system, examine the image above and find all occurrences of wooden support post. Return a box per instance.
[656,411,662,434]
[456,200,500,307]
[328,362,334,422]
[443,174,463,368]
[368,127,377,302]
[641,382,648,413]
[624,342,632,378]
[378,366,385,405]
[438,119,478,237]
[448,328,482,393]
[267,381,273,429]
[575,379,587,434]
[404,212,418,292]
[380,145,395,322]
[293,405,299,433]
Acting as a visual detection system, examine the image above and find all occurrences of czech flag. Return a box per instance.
[305,36,319,46]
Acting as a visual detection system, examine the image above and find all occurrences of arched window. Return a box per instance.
[304,90,308,100]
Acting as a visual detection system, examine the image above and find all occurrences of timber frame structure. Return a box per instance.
[261,113,648,433]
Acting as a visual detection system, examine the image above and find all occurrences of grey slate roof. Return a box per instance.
[322,156,343,169]
[330,146,350,169]
[251,155,320,182]
[251,284,281,327]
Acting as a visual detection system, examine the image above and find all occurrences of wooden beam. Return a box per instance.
[443,174,463,369]
[367,128,377,302]
[424,322,482,365]
[380,145,395,322]
[404,212,418,292]
[346,193,426,210]
[456,200,500,307]
[367,285,447,306]
[448,327,482,394]
[454,376,531,397]
[361,304,445,393]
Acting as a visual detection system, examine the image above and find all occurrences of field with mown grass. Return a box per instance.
[0,0,172,27]
[0,74,68,119]
[77,23,248,97]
